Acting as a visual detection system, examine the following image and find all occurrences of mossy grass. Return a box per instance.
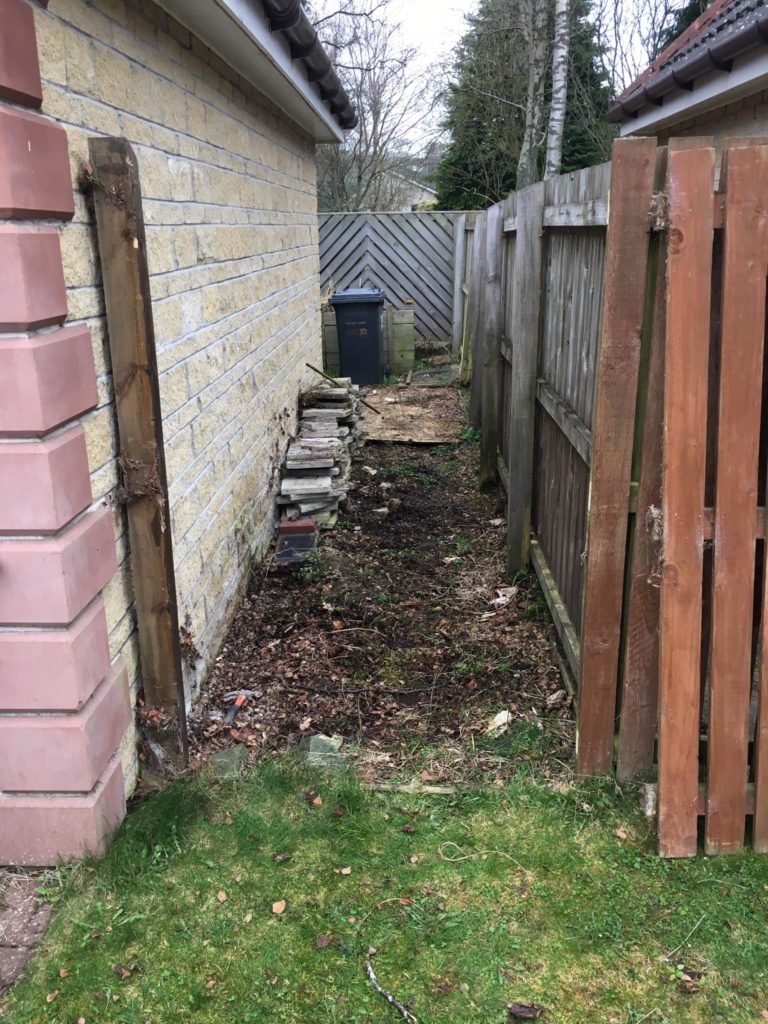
[6,760,768,1023]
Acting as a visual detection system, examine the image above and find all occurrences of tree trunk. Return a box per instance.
[545,0,570,180]
[516,0,548,189]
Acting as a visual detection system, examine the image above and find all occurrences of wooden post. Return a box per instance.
[576,137,657,776]
[468,213,487,426]
[459,219,480,387]
[452,213,467,356]
[479,203,503,488]
[616,147,669,783]
[505,181,545,574]
[89,137,188,767]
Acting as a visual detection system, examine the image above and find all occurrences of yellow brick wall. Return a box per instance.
[649,90,768,150]
[35,0,323,789]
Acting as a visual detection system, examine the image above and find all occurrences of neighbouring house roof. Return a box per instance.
[607,0,768,133]
[156,0,356,143]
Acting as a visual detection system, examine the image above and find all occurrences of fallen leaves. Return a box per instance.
[216,891,227,904]
[316,934,332,949]
[334,866,352,876]
[271,899,286,915]
[273,851,292,863]
[45,991,59,1004]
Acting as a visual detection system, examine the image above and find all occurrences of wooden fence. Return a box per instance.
[470,136,768,856]
[319,211,465,347]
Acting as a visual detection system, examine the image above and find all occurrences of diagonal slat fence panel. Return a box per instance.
[320,212,463,344]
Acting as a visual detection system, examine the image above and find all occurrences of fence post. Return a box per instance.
[576,137,657,777]
[506,181,545,574]
[616,146,669,784]
[468,213,487,426]
[452,213,467,357]
[89,137,188,768]
[479,203,504,488]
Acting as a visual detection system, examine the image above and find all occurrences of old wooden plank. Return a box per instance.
[468,213,487,425]
[530,537,581,679]
[535,380,593,466]
[543,198,608,228]
[576,136,657,777]
[89,136,188,766]
[506,181,545,573]
[707,142,768,854]
[452,213,467,355]
[480,203,504,488]
[617,149,668,783]
[657,140,715,857]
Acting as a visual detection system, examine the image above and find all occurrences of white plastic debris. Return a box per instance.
[491,585,518,609]
[485,710,513,736]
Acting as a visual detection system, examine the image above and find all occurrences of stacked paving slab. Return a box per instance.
[278,378,365,529]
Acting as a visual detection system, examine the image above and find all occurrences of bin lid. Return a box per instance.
[329,289,385,306]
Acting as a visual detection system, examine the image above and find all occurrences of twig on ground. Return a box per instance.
[365,956,418,1023]
[437,842,532,883]
[666,913,706,960]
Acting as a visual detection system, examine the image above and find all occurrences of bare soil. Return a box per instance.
[189,392,574,784]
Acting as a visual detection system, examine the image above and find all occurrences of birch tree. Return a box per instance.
[544,0,571,179]
[516,0,549,189]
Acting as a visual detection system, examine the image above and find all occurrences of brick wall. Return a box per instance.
[651,89,768,148]
[34,0,324,788]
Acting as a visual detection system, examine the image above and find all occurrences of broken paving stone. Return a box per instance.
[304,734,346,770]
[210,744,248,777]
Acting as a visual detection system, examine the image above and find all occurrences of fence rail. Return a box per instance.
[470,137,768,857]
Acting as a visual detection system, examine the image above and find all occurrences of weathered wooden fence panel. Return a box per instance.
[477,137,768,855]
[319,212,463,345]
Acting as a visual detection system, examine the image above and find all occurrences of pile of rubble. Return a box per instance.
[277,377,365,530]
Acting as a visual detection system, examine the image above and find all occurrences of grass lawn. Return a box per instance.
[4,757,768,1024]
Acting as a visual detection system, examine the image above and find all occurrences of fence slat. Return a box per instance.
[577,137,657,775]
[506,181,545,573]
[706,143,768,854]
[657,141,715,857]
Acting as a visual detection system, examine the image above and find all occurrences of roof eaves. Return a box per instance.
[260,0,357,130]
[606,0,768,124]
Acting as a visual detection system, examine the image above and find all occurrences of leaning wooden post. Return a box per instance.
[479,203,504,488]
[576,137,657,776]
[89,137,188,768]
[506,180,545,574]
[451,213,467,357]
[468,212,487,426]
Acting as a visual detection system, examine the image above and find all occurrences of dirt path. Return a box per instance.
[189,388,573,784]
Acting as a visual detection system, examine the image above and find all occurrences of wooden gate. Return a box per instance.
[319,212,463,344]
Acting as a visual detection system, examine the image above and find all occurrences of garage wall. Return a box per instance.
[35,0,324,787]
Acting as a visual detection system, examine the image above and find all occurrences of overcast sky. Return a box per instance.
[389,0,476,72]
